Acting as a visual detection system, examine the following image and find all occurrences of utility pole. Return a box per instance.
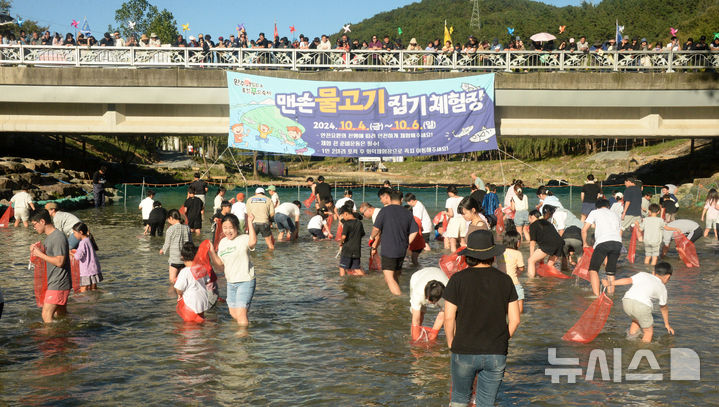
[470,0,481,32]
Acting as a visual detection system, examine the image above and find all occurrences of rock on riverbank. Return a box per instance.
[0,157,117,206]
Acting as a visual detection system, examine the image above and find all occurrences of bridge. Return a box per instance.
[0,47,718,138]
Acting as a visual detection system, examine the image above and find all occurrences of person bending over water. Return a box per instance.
[409,267,448,341]
[526,210,563,278]
[209,213,257,327]
[603,262,674,343]
[582,199,622,296]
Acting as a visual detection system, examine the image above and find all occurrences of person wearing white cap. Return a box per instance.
[246,187,275,250]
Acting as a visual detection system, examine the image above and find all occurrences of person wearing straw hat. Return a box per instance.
[443,230,520,407]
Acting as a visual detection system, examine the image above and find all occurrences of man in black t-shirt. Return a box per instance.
[370,189,418,295]
[314,175,333,209]
[443,230,520,406]
[182,189,204,235]
[621,178,643,234]
[580,174,602,221]
[189,172,208,205]
[148,201,168,237]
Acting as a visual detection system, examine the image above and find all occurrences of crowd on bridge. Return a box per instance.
[3,27,719,55]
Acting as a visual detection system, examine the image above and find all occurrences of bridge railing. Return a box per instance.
[1,45,717,72]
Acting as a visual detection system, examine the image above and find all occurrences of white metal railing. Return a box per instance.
[0,45,717,72]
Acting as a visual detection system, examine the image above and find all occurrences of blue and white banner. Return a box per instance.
[226,72,497,157]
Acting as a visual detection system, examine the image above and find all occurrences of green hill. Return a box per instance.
[334,0,719,47]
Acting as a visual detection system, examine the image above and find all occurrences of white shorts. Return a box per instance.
[14,207,29,222]
[445,217,467,239]
[706,216,717,230]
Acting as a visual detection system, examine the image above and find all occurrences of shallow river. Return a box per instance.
[1,186,717,406]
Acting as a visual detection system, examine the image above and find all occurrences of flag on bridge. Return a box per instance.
[444,20,453,44]
[79,17,91,36]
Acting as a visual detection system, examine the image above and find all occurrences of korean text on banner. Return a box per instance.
[226,73,497,157]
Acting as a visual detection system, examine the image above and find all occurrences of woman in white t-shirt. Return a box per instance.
[209,213,257,326]
[510,187,530,241]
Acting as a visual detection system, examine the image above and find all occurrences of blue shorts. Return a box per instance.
[309,228,325,238]
[274,213,296,232]
[514,284,525,301]
[514,210,529,226]
[339,256,361,270]
[226,279,256,309]
[581,202,596,216]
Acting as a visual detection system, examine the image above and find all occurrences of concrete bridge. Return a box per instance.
[0,66,717,138]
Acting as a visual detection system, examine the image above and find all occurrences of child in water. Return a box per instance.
[174,242,213,321]
[700,188,719,239]
[603,262,674,343]
[636,204,680,266]
[72,222,103,292]
[160,209,192,283]
[307,209,331,240]
[338,205,365,276]
[502,230,525,313]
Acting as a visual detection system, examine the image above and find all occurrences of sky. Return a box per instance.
[10,0,589,39]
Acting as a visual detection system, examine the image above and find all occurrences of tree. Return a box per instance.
[147,8,178,44]
[0,0,49,37]
[110,0,177,43]
[110,0,158,38]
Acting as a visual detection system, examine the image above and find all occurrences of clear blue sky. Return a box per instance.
[11,0,588,39]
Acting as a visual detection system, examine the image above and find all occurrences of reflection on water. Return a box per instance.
[0,188,717,405]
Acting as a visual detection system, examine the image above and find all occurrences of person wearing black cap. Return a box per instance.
[443,230,520,407]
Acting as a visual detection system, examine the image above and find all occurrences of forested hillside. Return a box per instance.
[333,0,719,46]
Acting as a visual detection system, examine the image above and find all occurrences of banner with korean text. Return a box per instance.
[226,72,497,157]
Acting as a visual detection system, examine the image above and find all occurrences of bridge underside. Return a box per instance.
[0,68,717,138]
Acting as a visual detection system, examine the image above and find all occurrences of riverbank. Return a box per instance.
[160,139,719,211]
[0,157,120,210]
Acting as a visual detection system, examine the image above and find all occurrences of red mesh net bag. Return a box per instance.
[674,231,699,268]
[503,206,515,220]
[213,218,223,250]
[179,206,188,222]
[562,292,614,343]
[408,217,426,252]
[627,226,639,264]
[572,247,593,281]
[325,215,334,235]
[0,206,13,227]
[432,212,448,236]
[303,193,315,208]
[368,252,382,272]
[30,243,47,307]
[410,325,439,347]
[193,240,216,283]
[495,208,505,234]
[439,247,468,279]
[176,297,205,323]
[537,262,570,279]
[335,223,343,242]
[69,249,81,293]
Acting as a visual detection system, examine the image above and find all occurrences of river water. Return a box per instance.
[1,186,717,406]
